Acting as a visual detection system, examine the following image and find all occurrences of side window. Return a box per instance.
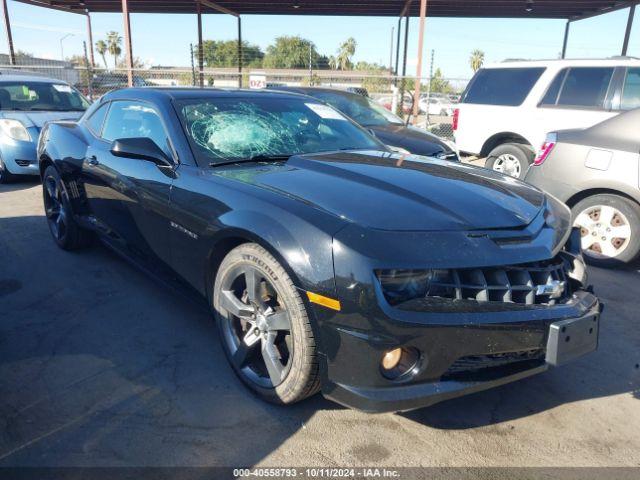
[85,103,109,135]
[101,100,171,157]
[620,68,640,111]
[539,69,567,106]
[461,68,545,106]
[556,67,614,108]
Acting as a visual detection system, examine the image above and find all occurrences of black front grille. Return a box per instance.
[425,258,570,306]
[15,159,33,167]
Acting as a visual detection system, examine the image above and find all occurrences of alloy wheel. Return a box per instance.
[219,265,293,388]
[574,205,632,259]
[43,175,68,242]
[492,153,522,178]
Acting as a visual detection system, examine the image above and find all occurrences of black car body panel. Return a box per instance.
[269,86,457,159]
[38,88,599,413]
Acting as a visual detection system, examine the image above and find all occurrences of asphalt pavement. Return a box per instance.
[1,179,639,469]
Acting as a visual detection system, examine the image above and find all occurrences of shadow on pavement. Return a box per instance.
[0,214,340,467]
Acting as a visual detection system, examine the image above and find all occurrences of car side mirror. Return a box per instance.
[110,137,172,168]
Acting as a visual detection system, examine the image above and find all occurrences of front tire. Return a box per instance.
[213,243,320,405]
[572,194,640,267]
[485,143,532,179]
[42,165,93,251]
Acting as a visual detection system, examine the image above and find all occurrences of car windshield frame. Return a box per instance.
[308,90,405,127]
[0,81,90,112]
[174,95,385,167]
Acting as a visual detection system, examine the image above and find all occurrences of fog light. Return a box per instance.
[382,348,403,370]
[380,347,420,380]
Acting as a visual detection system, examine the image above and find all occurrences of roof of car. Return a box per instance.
[270,86,357,96]
[102,87,315,102]
[0,73,70,84]
[484,57,640,69]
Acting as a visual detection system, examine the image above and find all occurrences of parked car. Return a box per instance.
[377,93,413,114]
[271,87,457,159]
[38,87,600,413]
[0,75,89,183]
[454,58,640,178]
[418,95,454,116]
[525,109,640,267]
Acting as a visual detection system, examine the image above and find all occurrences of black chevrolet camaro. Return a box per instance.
[37,88,601,412]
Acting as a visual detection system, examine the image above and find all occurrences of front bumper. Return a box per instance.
[0,137,39,176]
[315,222,599,413]
[317,291,600,413]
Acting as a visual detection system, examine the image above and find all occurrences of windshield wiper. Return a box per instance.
[209,154,292,168]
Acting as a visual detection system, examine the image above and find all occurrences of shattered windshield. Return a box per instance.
[175,96,382,165]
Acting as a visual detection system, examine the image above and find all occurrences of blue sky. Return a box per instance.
[2,0,638,79]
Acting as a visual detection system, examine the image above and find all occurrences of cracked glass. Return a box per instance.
[176,96,381,165]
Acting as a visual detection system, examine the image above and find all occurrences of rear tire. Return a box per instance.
[42,165,93,251]
[572,194,640,267]
[213,242,320,405]
[485,143,533,179]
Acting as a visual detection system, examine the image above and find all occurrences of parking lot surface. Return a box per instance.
[1,180,639,468]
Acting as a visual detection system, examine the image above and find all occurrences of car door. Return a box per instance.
[81,99,175,267]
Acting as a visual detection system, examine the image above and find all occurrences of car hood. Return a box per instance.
[0,111,84,129]
[368,124,452,157]
[217,150,545,232]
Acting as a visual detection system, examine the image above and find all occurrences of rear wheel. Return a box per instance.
[213,243,320,405]
[572,194,640,267]
[485,143,533,179]
[42,165,93,250]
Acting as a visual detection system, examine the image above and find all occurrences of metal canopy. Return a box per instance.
[12,0,640,19]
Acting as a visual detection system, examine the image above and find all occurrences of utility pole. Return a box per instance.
[190,43,196,86]
[83,41,94,101]
[389,26,394,74]
[309,43,313,85]
[425,49,434,124]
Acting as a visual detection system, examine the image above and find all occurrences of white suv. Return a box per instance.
[453,58,640,178]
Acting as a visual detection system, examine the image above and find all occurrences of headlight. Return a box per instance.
[544,194,572,253]
[377,269,454,305]
[0,119,31,141]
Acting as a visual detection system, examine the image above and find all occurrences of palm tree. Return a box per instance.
[469,49,485,72]
[336,37,356,71]
[328,55,338,70]
[106,31,122,69]
[95,40,108,69]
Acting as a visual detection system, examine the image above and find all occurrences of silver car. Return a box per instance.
[525,109,640,267]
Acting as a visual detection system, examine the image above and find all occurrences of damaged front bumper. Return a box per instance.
[315,222,600,413]
[316,290,600,413]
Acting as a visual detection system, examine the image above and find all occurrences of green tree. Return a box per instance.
[354,61,389,93]
[95,40,108,69]
[106,31,122,68]
[197,40,264,68]
[429,68,453,94]
[336,37,356,70]
[263,36,321,69]
[469,49,485,72]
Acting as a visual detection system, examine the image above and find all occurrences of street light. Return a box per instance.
[59,33,74,61]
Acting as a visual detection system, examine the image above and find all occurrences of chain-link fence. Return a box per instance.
[0,59,469,142]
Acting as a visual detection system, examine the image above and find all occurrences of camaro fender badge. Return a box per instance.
[535,279,566,299]
[170,221,198,240]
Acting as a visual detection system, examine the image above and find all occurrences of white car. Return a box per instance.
[453,58,640,178]
[418,96,454,116]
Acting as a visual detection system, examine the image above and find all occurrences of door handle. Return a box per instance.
[87,155,99,166]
